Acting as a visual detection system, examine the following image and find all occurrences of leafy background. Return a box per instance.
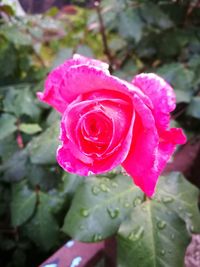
[0,0,200,266]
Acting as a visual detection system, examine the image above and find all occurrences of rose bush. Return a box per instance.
[38,54,186,196]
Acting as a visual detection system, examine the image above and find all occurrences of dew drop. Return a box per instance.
[133,197,142,207]
[93,234,102,242]
[65,240,75,248]
[157,220,166,230]
[190,225,194,232]
[141,205,147,212]
[79,225,85,230]
[107,207,119,219]
[160,249,165,256]
[171,234,175,240]
[80,208,90,217]
[124,202,130,208]
[102,177,110,183]
[100,183,110,192]
[70,256,82,267]
[111,182,118,188]
[162,196,173,203]
[186,212,193,218]
[92,186,100,195]
[128,226,144,241]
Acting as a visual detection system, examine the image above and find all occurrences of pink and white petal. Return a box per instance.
[57,119,133,176]
[90,107,135,173]
[132,73,176,130]
[73,54,109,71]
[155,128,187,174]
[57,140,93,176]
[122,94,160,197]
[37,54,109,113]
[60,65,152,109]
[57,104,135,176]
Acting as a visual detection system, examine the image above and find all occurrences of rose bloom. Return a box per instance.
[37,54,186,197]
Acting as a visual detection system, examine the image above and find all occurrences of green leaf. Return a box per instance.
[0,41,17,79]
[186,97,200,119]
[24,192,59,251]
[11,180,36,227]
[19,123,42,134]
[117,9,144,42]
[0,135,18,161]
[156,63,194,103]
[117,200,190,267]
[28,121,60,164]
[0,113,17,140]
[155,172,200,233]
[140,2,173,29]
[0,25,32,46]
[60,173,84,198]
[0,150,28,182]
[62,174,144,242]
[3,86,41,119]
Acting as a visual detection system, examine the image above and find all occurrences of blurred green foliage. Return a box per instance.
[0,0,200,266]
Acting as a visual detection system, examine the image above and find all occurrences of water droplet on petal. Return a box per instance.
[80,208,90,217]
[157,220,166,230]
[107,207,119,219]
[162,196,173,203]
[92,186,100,195]
[100,183,110,192]
[128,226,144,241]
[65,240,75,248]
[70,256,82,267]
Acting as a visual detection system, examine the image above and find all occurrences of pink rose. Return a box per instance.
[37,54,186,197]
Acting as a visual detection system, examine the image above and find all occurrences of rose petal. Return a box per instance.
[122,93,186,197]
[37,54,109,113]
[132,73,176,131]
[122,94,160,197]
[57,100,135,175]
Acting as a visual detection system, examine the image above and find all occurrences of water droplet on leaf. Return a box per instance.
[93,234,102,242]
[124,202,130,208]
[79,225,85,230]
[128,227,144,241]
[102,177,110,183]
[186,212,193,218]
[107,207,119,219]
[111,182,118,188]
[80,208,90,217]
[162,196,173,203]
[133,197,142,207]
[161,249,165,256]
[157,220,166,230]
[100,183,110,192]
[92,186,100,195]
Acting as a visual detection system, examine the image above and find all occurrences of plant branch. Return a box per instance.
[94,0,114,72]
